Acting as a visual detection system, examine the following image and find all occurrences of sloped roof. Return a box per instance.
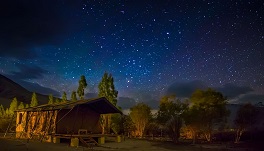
[15,97,122,114]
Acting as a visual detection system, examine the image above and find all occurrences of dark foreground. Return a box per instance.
[0,137,263,151]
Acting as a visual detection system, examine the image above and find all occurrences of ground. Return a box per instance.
[0,135,263,151]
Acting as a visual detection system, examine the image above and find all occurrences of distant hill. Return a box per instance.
[0,74,49,108]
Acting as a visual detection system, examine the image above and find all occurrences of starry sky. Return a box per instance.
[0,0,264,108]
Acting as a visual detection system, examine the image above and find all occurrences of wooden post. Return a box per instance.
[116,135,121,143]
[53,137,60,143]
[70,137,79,147]
[98,137,105,144]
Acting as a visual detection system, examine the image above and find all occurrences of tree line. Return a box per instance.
[0,72,118,133]
[0,73,259,144]
[0,92,39,132]
[121,89,258,144]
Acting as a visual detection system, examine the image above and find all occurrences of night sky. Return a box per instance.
[0,0,263,108]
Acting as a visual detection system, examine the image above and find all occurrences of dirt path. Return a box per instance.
[0,137,261,151]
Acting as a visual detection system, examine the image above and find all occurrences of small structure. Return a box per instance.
[15,97,122,145]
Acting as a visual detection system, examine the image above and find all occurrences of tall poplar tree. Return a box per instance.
[71,91,77,101]
[48,94,54,104]
[18,102,25,109]
[98,72,118,134]
[0,105,5,117]
[30,92,38,107]
[55,98,60,103]
[9,97,18,115]
[62,91,67,102]
[98,72,118,105]
[77,75,87,99]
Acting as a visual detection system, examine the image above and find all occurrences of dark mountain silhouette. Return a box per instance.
[0,74,49,107]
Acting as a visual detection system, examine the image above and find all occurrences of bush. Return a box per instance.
[0,116,16,133]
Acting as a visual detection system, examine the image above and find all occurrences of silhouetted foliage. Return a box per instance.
[111,113,123,134]
[77,75,87,99]
[55,98,60,103]
[98,72,118,105]
[9,97,18,115]
[0,105,5,117]
[156,95,188,143]
[189,88,229,142]
[62,91,67,102]
[234,103,257,143]
[183,105,203,144]
[122,115,135,137]
[30,92,38,107]
[0,102,15,132]
[98,72,118,134]
[71,91,77,101]
[48,94,54,104]
[17,102,25,109]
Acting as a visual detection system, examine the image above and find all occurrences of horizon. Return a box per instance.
[1,73,263,110]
